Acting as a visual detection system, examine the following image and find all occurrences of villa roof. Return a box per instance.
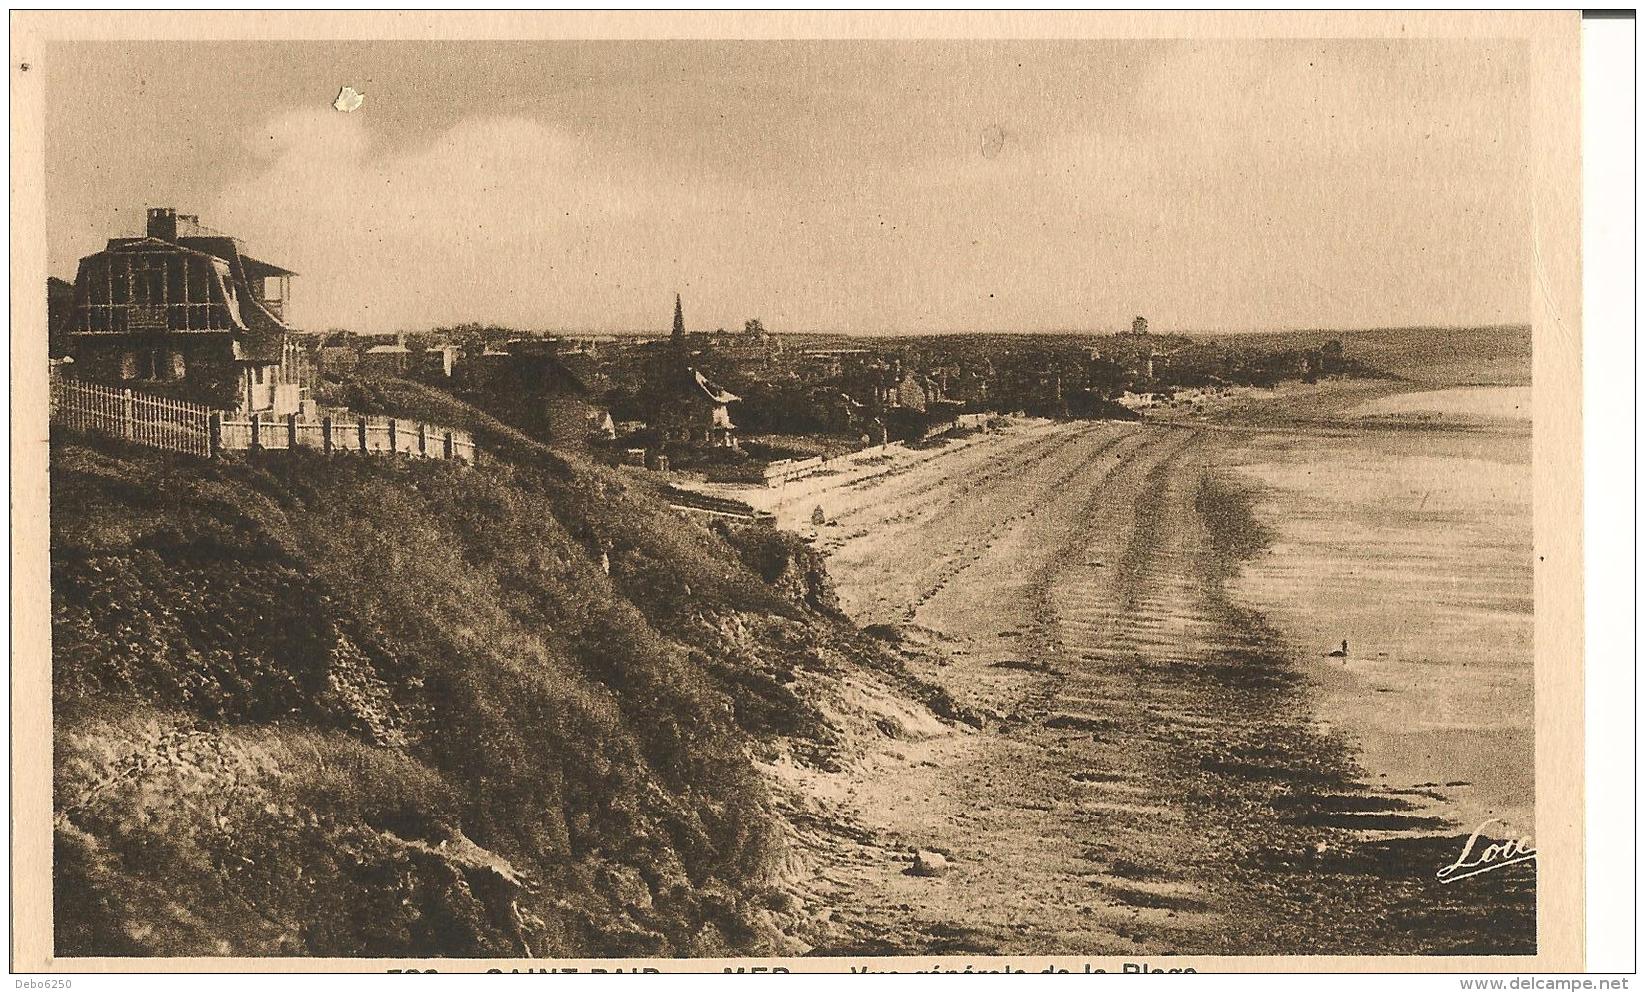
[692,368,740,404]
[241,255,298,278]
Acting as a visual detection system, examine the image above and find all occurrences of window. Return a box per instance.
[186,258,211,305]
[87,258,109,305]
[113,350,181,380]
[165,257,185,305]
[134,262,164,305]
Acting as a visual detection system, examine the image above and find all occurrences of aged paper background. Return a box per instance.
[10,9,1583,973]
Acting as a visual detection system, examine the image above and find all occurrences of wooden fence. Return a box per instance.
[761,446,903,488]
[759,416,999,487]
[762,454,830,486]
[50,379,477,465]
[218,412,477,464]
[50,379,213,457]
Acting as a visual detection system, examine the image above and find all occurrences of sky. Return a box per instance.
[45,39,1533,335]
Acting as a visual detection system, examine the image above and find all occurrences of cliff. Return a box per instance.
[49,386,942,957]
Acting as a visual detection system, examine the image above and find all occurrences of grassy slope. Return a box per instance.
[52,381,934,957]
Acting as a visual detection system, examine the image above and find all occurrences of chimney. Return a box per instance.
[146,207,178,241]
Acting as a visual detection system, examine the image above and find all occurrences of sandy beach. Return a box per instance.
[749,381,1535,956]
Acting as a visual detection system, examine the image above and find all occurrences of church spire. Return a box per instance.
[672,292,686,340]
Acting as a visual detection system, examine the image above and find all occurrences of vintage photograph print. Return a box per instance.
[11,12,1583,972]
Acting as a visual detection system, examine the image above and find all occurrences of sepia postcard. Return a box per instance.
[10,10,1585,975]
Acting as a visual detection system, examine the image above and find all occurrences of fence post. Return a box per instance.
[418,423,428,457]
[387,418,398,455]
[287,412,298,450]
[249,412,262,451]
[208,412,222,458]
[357,416,368,453]
[322,416,333,455]
[443,431,454,460]
[122,389,135,440]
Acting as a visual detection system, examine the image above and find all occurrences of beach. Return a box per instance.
[751,380,1536,955]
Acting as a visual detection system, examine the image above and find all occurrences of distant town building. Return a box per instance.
[442,335,611,448]
[690,369,741,448]
[453,343,514,390]
[654,294,741,448]
[794,386,856,433]
[359,341,411,378]
[891,370,943,412]
[588,409,617,441]
[798,348,872,379]
[61,207,303,413]
[510,343,610,447]
[694,317,784,364]
[422,343,460,378]
[943,367,991,405]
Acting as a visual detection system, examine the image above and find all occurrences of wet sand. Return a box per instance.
[1221,425,1533,834]
[759,382,1534,956]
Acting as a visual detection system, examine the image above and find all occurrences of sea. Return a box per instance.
[1217,384,1535,836]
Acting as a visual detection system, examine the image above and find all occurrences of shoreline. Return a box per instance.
[1216,411,1534,836]
[771,385,1535,955]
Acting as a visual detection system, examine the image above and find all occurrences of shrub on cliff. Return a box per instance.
[50,429,805,957]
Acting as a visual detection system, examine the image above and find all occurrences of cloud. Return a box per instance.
[886,40,1532,330]
[197,39,1532,335]
[208,110,672,332]
[48,39,1538,335]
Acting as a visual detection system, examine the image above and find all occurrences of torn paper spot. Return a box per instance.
[332,86,365,113]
